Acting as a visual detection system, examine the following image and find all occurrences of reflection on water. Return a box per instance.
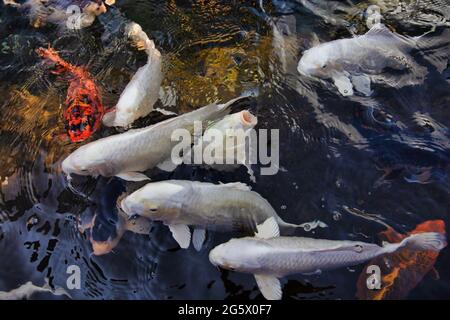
[0,0,449,299]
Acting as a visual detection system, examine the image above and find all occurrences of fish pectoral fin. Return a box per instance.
[332,73,354,96]
[254,274,282,300]
[301,269,322,276]
[351,75,373,96]
[255,217,280,239]
[192,228,206,252]
[168,224,191,249]
[116,172,150,182]
[154,108,177,116]
[218,182,252,191]
[157,158,178,172]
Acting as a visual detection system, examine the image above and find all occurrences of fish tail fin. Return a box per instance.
[399,232,447,252]
[36,46,73,72]
[36,46,87,79]
[278,221,301,235]
[415,28,450,73]
[279,219,328,235]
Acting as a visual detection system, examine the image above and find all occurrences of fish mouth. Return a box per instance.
[241,110,257,126]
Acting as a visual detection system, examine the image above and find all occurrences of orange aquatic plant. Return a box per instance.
[356,220,446,300]
[36,47,104,143]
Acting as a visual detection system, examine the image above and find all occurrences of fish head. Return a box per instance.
[297,46,332,78]
[209,238,264,273]
[120,181,186,221]
[61,145,113,177]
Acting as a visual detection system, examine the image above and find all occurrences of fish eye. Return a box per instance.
[354,244,363,253]
[322,64,327,69]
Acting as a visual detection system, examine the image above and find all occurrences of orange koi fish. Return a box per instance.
[356,220,446,300]
[37,47,104,142]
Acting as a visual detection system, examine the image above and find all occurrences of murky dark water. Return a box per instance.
[0,0,449,299]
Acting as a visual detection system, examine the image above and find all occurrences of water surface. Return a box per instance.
[0,0,449,299]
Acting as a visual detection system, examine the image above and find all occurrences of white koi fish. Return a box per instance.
[209,217,447,300]
[103,22,163,128]
[119,180,304,250]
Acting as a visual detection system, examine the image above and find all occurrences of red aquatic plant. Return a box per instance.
[356,220,446,300]
[37,46,104,142]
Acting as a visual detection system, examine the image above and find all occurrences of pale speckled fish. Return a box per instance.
[297,23,449,96]
[119,180,304,251]
[103,22,163,128]
[61,96,248,182]
[209,218,447,300]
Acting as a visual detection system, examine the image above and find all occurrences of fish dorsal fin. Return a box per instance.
[218,182,252,191]
[365,23,391,37]
[255,217,280,239]
[168,224,191,249]
[254,274,282,300]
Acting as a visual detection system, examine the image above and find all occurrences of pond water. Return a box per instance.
[0,0,449,299]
